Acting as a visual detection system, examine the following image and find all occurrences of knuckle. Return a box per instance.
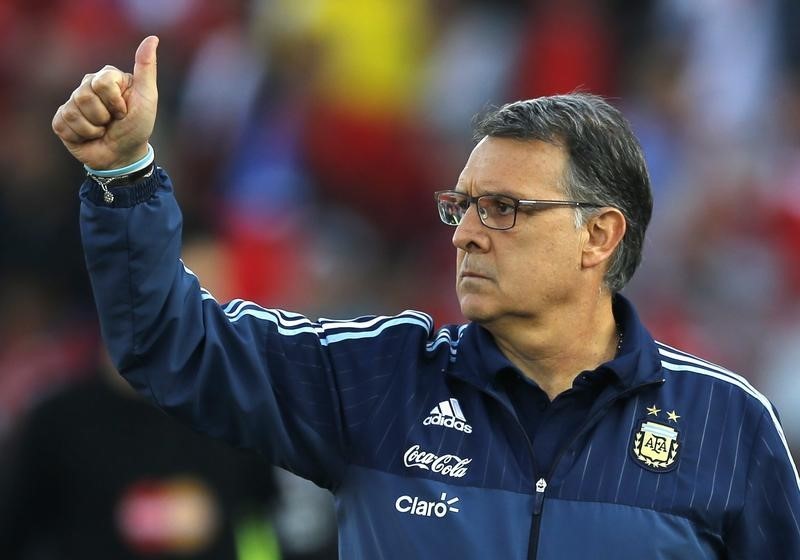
[52,116,72,138]
[97,66,122,82]
[91,75,111,93]
[92,70,115,86]
[61,105,80,124]
[74,88,96,106]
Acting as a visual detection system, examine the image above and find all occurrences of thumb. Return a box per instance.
[132,35,159,97]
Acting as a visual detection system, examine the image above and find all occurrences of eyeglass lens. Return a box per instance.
[436,193,516,230]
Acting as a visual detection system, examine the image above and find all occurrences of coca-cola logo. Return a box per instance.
[403,444,471,478]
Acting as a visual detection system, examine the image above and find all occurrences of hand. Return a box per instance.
[52,36,159,170]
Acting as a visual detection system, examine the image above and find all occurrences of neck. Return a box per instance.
[487,292,618,401]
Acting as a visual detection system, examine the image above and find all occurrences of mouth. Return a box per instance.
[460,271,490,281]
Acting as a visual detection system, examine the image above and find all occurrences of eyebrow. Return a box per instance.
[455,184,528,199]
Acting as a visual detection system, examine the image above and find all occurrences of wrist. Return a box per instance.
[85,144,154,178]
[85,144,156,204]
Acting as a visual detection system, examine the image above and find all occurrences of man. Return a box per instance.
[53,36,800,559]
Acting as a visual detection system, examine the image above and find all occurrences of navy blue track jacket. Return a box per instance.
[80,169,800,559]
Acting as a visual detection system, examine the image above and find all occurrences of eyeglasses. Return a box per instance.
[434,190,603,231]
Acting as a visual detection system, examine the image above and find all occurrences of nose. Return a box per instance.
[452,203,490,253]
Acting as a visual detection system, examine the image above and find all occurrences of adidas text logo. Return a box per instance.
[395,492,460,518]
[423,398,472,433]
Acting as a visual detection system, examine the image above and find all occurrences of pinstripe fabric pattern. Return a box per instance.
[79,169,800,559]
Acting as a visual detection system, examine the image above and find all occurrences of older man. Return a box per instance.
[53,36,800,559]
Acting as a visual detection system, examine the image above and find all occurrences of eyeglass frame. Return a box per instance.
[434,189,605,231]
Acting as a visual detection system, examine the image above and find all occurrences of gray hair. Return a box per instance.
[472,93,652,292]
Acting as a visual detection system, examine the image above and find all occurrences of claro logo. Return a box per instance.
[395,492,460,518]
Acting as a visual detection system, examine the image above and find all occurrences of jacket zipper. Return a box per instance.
[526,378,665,559]
[478,390,539,557]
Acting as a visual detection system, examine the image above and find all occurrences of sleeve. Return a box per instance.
[79,168,434,489]
[725,406,800,558]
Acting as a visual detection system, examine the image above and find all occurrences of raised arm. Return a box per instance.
[51,38,431,489]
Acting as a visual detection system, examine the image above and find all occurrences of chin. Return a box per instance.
[458,297,498,324]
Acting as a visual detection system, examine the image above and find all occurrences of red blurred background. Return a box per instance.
[1,0,799,555]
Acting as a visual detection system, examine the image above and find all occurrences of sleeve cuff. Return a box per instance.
[81,167,161,208]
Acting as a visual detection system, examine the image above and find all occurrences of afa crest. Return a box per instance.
[630,416,681,473]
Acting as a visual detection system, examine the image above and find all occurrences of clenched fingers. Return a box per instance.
[52,102,105,143]
[72,78,113,126]
[52,104,81,143]
[52,65,134,144]
[90,65,132,119]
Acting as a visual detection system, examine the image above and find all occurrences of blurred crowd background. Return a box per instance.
[1,0,800,557]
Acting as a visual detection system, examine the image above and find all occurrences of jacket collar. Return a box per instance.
[450,294,663,392]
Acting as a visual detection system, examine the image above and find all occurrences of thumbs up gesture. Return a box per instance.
[52,36,159,170]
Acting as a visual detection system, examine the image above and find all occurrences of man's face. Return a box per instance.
[453,136,587,325]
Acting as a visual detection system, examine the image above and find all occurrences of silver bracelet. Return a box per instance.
[84,144,156,204]
[88,165,155,204]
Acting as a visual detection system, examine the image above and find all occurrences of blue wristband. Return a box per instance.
[84,143,155,178]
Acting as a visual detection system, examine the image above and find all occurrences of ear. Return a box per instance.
[581,208,626,271]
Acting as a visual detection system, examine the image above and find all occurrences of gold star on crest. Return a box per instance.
[667,410,681,423]
[646,405,661,416]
